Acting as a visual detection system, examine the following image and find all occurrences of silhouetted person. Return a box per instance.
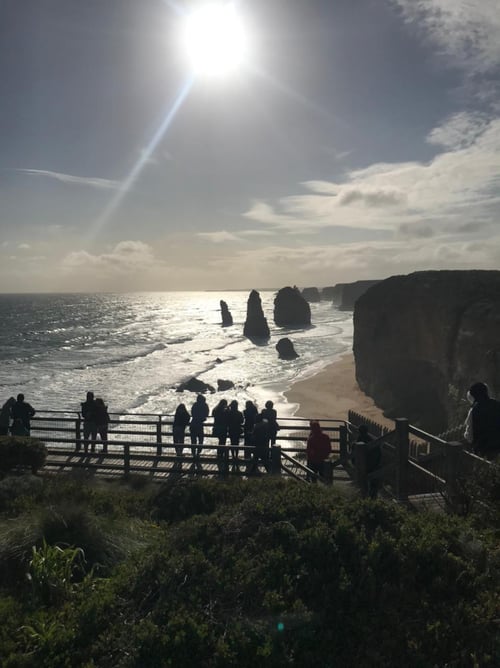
[190,394,209,457]
[173,403,190,456]
[261,400,279,445]
[243,400,258,457]
[306,421,331,482]
[93,397,110,454]
[11,417,29,437]
[11,394,35,436]
[357,424,381,498]
[227,400,244,460]
[0,397,15,436]
[212,399,229,459]
[249,415,270,474]
[81,391,97,453]
[464,382,500,460]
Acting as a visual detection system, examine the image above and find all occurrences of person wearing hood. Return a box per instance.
[464,382,500,459]
[11,394,36,436]
[306,420,331,481]
[0,397,15,436]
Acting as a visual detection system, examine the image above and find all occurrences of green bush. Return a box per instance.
[0,478,499,666]
[0,437,47,474]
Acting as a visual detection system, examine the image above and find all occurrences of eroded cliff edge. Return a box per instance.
[353,270,500,433]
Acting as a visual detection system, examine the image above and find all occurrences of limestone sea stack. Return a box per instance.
[276,337,299,360]
[321,286,336,300]
[301,287,321,302]
[220,300,233,327]
[243,290,270,340]
[353,270,500,433]
[274,287,311,327]
[338,280,380,310]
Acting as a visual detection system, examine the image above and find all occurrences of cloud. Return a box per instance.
[337,187,407,207]
[393,1,500,76]
[245,114,500,239]
[197,230,240,243]
[15,169,120,190]
[427,112,491,150]
[18,243,31,250]
[62,241,160,274]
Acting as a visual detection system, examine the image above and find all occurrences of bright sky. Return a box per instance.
[1,0,500,292]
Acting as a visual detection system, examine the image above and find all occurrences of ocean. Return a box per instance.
[0,292,352,418]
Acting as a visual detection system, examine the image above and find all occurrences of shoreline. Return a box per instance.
[284,352,394,428]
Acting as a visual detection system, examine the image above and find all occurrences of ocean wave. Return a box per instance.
[75,342,168,370]
[166,336,193,345]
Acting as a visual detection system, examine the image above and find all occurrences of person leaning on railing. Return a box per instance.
[464,382,500,460]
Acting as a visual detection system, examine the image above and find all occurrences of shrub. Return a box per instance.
[0,437,47,474]
[27,539,85,605]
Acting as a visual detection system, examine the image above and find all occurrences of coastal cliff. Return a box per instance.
[353,270,500,432]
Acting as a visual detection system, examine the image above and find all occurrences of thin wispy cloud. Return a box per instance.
[63,241,161,274]
[393,1,500,81]
[197,230,240,243]
[15,169,121,190]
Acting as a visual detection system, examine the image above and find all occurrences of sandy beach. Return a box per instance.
[285,352,394,428]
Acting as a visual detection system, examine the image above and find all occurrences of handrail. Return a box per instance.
[408,425,447,447]
[407,460,446,486]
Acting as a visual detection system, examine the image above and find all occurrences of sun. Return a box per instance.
[181,3,249,77]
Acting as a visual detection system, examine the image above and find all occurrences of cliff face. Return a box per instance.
[353,270,500,432]
[331,283,346,305]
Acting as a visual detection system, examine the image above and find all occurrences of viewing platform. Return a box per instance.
[16,409,494,513]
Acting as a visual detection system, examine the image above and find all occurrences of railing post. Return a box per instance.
[354,441,368,496]
[156,415,162,456]
[222,447,229,479]
[395,418,409,503]
[445,441,463,513]
[124,443,130,479]
[75,415,81,452]
[339,425,348,460]
[271,445,281,475]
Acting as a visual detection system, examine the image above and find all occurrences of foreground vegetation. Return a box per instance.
[0,470,498,667]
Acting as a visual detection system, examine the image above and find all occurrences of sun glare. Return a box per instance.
[181,3,249,77]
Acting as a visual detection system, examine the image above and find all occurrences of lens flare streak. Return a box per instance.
[89,76,194,240]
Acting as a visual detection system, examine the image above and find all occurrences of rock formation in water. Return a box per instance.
[301,287,321,303]
[353,270,500,432]
[321,286,336,300]
[243,290,270,340]
[220,300,233,327]
[217,379,234,391]
[176,377,215,393]
[274,287,311,327]
[338,280,380,310]
[276,337,299,360]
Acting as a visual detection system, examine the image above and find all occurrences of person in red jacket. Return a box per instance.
[306,420,331,481]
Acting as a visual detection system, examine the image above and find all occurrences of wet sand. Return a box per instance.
[285,352,394,428]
